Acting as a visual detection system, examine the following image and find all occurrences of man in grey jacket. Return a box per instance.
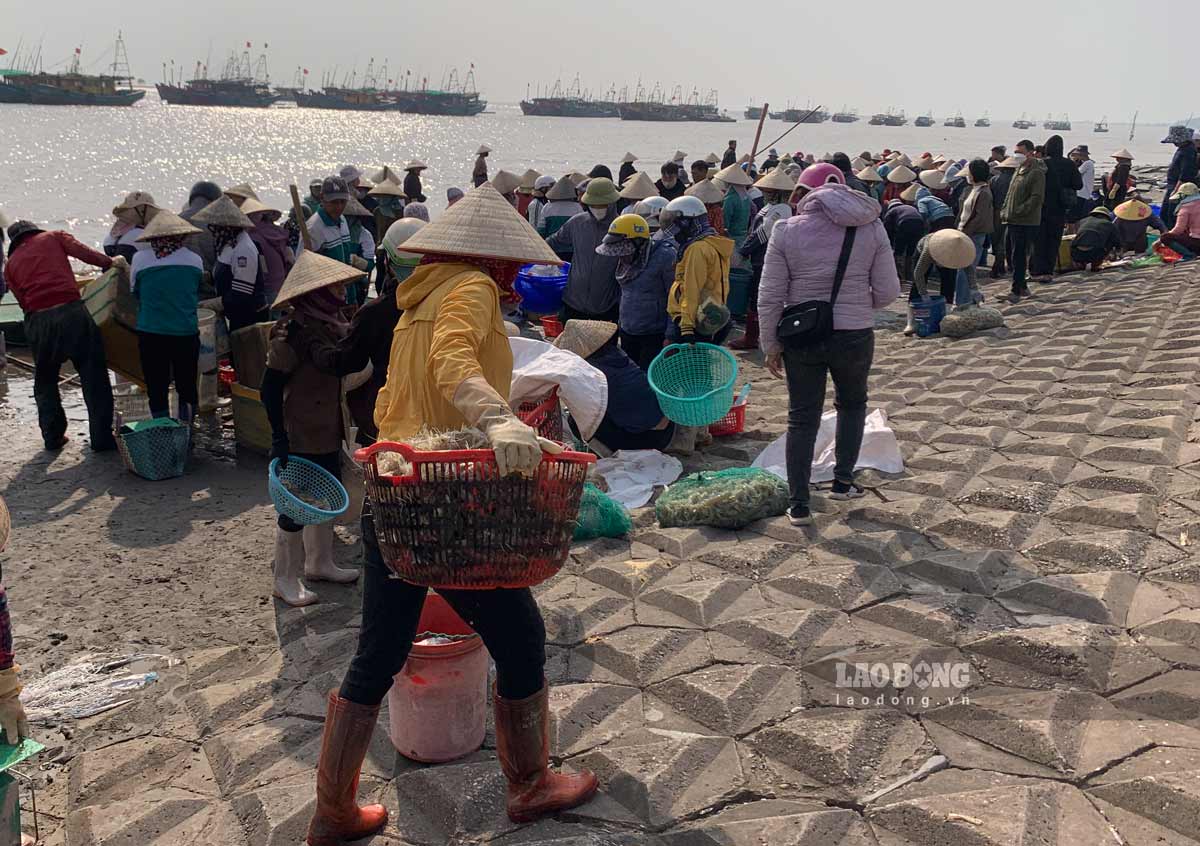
[547,177,621,322]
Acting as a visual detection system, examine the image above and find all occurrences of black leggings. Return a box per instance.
[137,332,199,415]
[620,330,665,372]
[339,507,547,706]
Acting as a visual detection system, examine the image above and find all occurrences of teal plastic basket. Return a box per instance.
[117,418,191,481]
[269,457,349,526]
[647,343,739,427]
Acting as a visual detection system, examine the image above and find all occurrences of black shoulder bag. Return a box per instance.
[776,226,858,349]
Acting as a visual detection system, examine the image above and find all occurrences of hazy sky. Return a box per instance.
[4,0,1195,123]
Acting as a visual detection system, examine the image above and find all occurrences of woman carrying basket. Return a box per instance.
[303,183,597,846]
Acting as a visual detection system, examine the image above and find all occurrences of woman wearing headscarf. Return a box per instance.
[1031,135,1082,280]
[302,184,597,846]
[130,212,205,422]
[402,160,428,203]
[242,198,295,306]
[594,212,676,371]
[366,180,407,257]
[194,196,264,332]
[262,252,366,613]
[103,192,159,262]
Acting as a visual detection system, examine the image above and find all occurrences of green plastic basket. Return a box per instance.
[647,343,739,427]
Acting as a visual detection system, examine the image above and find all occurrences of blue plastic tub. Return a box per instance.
[514,263,571,314]
[913,296,947,337]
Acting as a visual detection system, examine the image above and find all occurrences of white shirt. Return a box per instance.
[217,230,261,295]
[1078,159,1096,199]
[103,227,150,253]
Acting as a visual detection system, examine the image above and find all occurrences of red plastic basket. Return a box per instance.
[516,387,564,442]
[355,441,595,589]
[541,316,564,338]
[708,402,747,437]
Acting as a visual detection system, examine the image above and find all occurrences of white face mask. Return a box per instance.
[590,207,607,221]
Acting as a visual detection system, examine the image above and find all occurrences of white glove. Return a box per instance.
[452,376,563,478]
[350,254,369,271]
[109,255,129,274]
[0,668,29,744]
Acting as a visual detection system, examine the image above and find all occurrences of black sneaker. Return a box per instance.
[787,506,812,526]
[830,481,867,501]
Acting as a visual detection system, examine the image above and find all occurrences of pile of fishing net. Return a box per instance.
[940,306,1004,338]
[22,653,179,722]
[655,467,788,530]
[574,483,633,540]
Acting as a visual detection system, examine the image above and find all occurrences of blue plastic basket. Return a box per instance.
[117,418,191,481]
[647,343,739,427]
[269,457,349,525]
[514,263,570,313]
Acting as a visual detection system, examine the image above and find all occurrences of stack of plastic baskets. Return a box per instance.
[356,441,595,589]
[116,417,192,481]
[647,343,739,427]
[269,457,350,525]
[516,387,564,442]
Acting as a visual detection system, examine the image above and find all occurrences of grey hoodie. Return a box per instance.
[547,206,620,315]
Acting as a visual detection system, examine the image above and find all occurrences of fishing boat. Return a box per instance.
[944,111,966,128]
[273,67,308,103]
[768,109,785,120]
[782,106,829,123]
[386,67,486,116]
[915,112,935,127]
[1093,116,1109,133]
[0,34,144,106]
[831,107,859,123]
[975,112,991,127]
[869,108,907,127]
[1012,112,1035,130]
[618,85,734,123]
[1043,113,1071,131]
[158,46,279,107]
[520,75,617,118]
[296,86,393,111]
[744,103,764,120]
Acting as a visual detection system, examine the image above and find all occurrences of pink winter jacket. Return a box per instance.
[1168,200,1200,239]
[758,184,900,355]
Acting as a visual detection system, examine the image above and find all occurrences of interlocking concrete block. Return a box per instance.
[897,550,1038,595]
[978,454,1077,485]
[67,792,250,846]
[573,730,745,830]
[649,664,805,736]
[709,608,856,664]
[957,481,1059,514]
[845,499,955,535]
[854,595,1017,646]
[1088,748,1200,844]
[539,577,637,646]
[1110,670,1200,729]
[582,556,675,598]
[549,683,644,757]
[803,644,976,715]
[883,471,971,500]
[1003,433,1088,458]
[388,760,522,844]
[1050,492,1161,531]
[1025,529,1182,575]
[660,799,875,845]
[568,626,713,687]
[696,538,809,581]
[632,526,730,558]
[69,737,218,809]
[765,563,903,612]
[1135,607,1200,649]
[996,571,1142,625]
[814,530,940,570]
[928,509,1049,551]
[905,448,993,475]
[1083,437,1180,466]
[639,578,768,628]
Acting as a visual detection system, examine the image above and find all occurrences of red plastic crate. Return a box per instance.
[708,402,747,437]
[516,387,564,441]
[541,316,564,338]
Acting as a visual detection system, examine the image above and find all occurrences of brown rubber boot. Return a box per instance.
[494,681,599,824]
[306,691,390,846]
[727,311,759,351]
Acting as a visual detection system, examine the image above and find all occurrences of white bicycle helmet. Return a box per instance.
[659,194,707,229]
[632,196,669,229]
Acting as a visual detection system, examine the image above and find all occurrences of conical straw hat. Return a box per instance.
[1112,148,1135,160]
[621,152,639,164]
[272,250,366,309]
[1114,200,1151,221]
[851,157,868,171]
[887,165,917,184]
[553,320,618,359]
[239,197,282,219]
[356,175,375,190]
[518,168,542,190]
[567,171,590,186]
[704,152,720,165]
[928,229,977,269]
[368,180,406,198]
[404,160,428,171]
[914,155,935,170]
[0,496,8,553]
[225,183,259,201]
[686,179,725,205]
[491,170,522,195]
[754,166,797,192]
[894,153,913,168]
[919,170,947,190]
[857,165,884,183]
[112,191,159,215]
[192,195,253,228]
[396,182,563,265]
[136,210,201,241]
[713,163,753,187]
[476,144,492,155]
[370,165,402,185]
[546,175,579,201]
[619,171,659,200]
[673,150,687,161]
[344,194,373,218]
[900,184,920,202]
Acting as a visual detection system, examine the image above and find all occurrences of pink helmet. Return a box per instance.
[796,163,845,191]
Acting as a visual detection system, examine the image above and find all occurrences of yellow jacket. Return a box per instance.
[375,263,512,441]
[667,235,734,334]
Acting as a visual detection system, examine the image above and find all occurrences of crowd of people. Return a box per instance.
[2,123,1199,846]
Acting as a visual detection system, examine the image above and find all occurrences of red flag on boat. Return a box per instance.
[0,49,8,56]
[75,47,81,55]
[302,68,309,75]
[245,41,252,49]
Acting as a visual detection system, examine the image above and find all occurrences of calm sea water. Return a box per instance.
[0,92,1175,250]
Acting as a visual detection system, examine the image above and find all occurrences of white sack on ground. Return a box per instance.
[509,336,608,440]
[752,408,904,483]
[593,450,684,508]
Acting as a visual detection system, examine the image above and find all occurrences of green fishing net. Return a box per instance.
[655,468,789,530]
[574,483,633,540]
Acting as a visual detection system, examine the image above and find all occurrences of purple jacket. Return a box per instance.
[758,184,900,354]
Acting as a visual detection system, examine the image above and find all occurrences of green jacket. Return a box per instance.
[1002,158,1047,226]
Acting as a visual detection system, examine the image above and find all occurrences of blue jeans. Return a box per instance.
[782,329,874,509]
[956,234,987,306]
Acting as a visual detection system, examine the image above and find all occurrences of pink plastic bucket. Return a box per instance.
[388,594,488,762]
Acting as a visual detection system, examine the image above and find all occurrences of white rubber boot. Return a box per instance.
[666,425,698,456]
[303,522,360,584]
[903,305,916,337]
[274,527,318,607]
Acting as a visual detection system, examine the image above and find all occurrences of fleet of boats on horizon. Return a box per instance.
[0,41,1137,132]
